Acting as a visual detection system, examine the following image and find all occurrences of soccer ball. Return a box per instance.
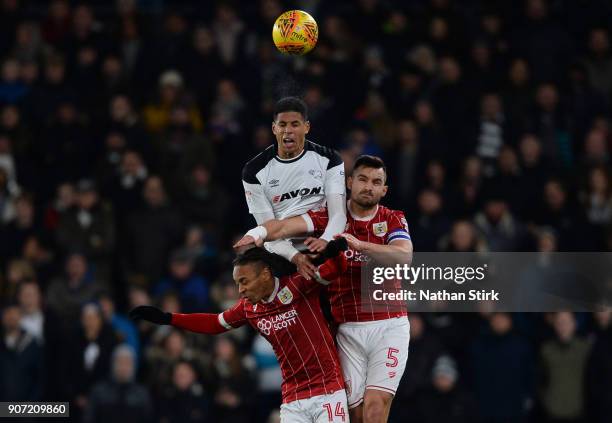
[272,10,318,55]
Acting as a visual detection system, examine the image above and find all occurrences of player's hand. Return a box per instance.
[317,252,348,281]
[129,305,172,325]
[291,252,317,280]
[304,237,328,253]
[335,233,363,251]
[233,235,263,249]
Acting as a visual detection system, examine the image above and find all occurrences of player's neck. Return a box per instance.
[277,147,305,160]
[261,277,280,303]
[348,200,378,220]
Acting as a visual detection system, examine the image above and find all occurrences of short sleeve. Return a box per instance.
[325,161,346,196]
[219,299,248,329]
[243,180,274,214]
[385,211,411,244]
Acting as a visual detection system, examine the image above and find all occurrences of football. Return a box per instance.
[272,10,319,55]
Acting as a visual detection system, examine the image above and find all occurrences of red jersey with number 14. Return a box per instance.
[219,274,344,403]
[307,204,411,323]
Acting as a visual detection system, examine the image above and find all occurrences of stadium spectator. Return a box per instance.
[143,70,203,134]
[102,150,148,222]
[0,193,39,263]
[154,248,210,313]
[144,329,208,401]
[46,253,103,331]
[123,176,184,286]
[0,58,27,104]
[16,279,63,400]
[99,293,140,358]
[412,189,451,251]
[450,156,485,218]
[178,163,229,237]
[1,259,36,304]
[413,355,479,423]
[0,167,17,224]
[474,93,506,176]
[517,134,551,221]
[64,303,118,416]
[106,95,152,162]
[469,312,534,423]
[210,336,255,423]
[252,334,282,423]
[586,310,612,423]
[539,312,591,423]
[84,344,153,423]
[158,360,210,423]
[583,28,612,99]
[474,191,529,252]
[443,220,483,253]
[0,303,43,401]
[56,179,115,282]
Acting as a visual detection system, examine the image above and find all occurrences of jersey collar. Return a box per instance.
[348,200,379,221]
[274,140,308,163]
[262,277,280,303]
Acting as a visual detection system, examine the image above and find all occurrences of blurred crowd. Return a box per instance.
[0,0,612,422]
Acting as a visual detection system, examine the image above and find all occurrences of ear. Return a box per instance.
[271,121,278,135]
[347,175,353,191]
[382,185,388,197]
[304,120,310,134]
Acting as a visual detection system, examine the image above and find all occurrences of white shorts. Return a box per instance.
[336,316,410,408]
[280,389,349,423]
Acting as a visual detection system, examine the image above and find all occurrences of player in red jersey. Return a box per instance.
[130,243,351,423]
[235,155,413,423]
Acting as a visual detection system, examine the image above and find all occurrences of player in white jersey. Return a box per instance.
[242,97,346,279]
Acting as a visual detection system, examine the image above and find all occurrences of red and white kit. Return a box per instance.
[304,204,411,408]
[172,273,348,422]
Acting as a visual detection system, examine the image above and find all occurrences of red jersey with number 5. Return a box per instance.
[306,204,410,323]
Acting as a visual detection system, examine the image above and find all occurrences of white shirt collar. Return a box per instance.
[262,277,280,303]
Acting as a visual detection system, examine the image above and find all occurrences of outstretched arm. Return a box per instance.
[234,215,310,248]
[130,304,245,334]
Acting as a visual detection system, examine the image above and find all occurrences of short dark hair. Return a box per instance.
[273,97,308,121]
[233,247,271,272]
[233,247,297,277]
[352,155,387,179]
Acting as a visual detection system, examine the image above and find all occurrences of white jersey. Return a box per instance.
[242,140,345,219]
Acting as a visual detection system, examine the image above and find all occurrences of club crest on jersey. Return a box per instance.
[309,169,323,180]
[373,221,388,237]
[277,286,293,304]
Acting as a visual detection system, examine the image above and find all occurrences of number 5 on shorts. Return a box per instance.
[386,347,399,367]
[323,402,346,422]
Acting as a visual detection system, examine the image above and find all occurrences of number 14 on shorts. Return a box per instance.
[323,402,346,422]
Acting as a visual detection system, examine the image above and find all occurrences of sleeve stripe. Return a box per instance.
[388,229,409,237]
[301,213,315,233]
[218,313,233,330]
[388,234,411,243]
